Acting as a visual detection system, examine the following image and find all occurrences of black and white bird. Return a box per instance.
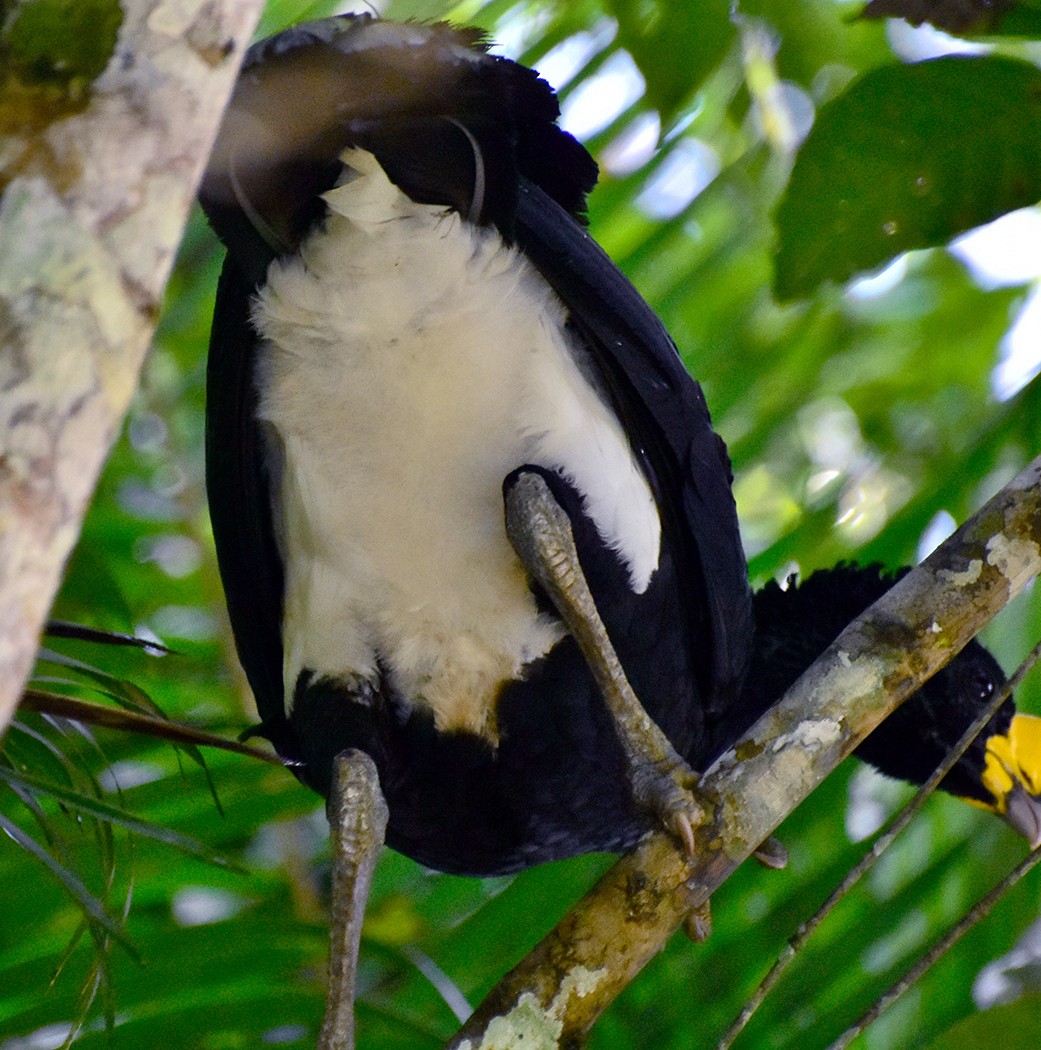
[200,15,1041,879]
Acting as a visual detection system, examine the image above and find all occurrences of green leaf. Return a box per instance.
[0,766,238,870]
[2,0,123,83]
[775,55,1041,300]
[926,993,1041,1048]
[34,646,170,718]
[0,813,136,955]
[30,648,224,807]
[996,8,1041,36]
[606,0,735,122]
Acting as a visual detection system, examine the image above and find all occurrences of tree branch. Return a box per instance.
[447,455,1041,1050]
[0,0,265,736]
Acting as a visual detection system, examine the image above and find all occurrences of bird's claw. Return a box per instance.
[753,835,788,870]
[631,759,706,858]
[504,472,711,859]
[670,809,698,859]
[684,901,712,942]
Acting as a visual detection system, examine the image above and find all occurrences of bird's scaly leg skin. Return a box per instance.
[318,750,389,1050]
[504,471,705,857]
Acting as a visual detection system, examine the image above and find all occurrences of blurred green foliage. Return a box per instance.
[3,0,1041,1048]
[775,56,1041,300]
[1,0,122,83]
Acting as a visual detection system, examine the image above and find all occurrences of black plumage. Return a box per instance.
[202,14,750,875]
[742,565,1013,807]
[202,15,1040,877]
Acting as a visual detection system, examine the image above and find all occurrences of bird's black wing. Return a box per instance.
[204,258,297,754]
[514,181,753,720]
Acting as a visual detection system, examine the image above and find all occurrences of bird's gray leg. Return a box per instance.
[504,471,704,857]
[318,750,389,1050]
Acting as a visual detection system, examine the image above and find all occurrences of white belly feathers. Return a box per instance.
[252,149,660,738]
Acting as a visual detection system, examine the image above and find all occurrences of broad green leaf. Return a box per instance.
[998,8,1041,36]
[775,56,1041,300]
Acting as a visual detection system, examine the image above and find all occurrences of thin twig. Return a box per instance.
[718,634,1041,1049]
[827,842,1041,1050]
[44,620,173,654]
[19,689,288,766]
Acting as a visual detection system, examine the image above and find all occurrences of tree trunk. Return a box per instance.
[0,0,264,735]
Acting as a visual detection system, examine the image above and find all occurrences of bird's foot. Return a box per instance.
[504,469,711,860]
[629,750,705,858]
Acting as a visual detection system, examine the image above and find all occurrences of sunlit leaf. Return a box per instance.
[607,0,734,122]
[775,56,1041,300]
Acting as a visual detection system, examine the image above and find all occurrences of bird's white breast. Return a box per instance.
[252,149,660,738]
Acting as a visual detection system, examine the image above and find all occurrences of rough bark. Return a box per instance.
[446,455,1041,1050]
[0,0,264,736]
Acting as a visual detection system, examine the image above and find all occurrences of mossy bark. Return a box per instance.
[0,0,265,736]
